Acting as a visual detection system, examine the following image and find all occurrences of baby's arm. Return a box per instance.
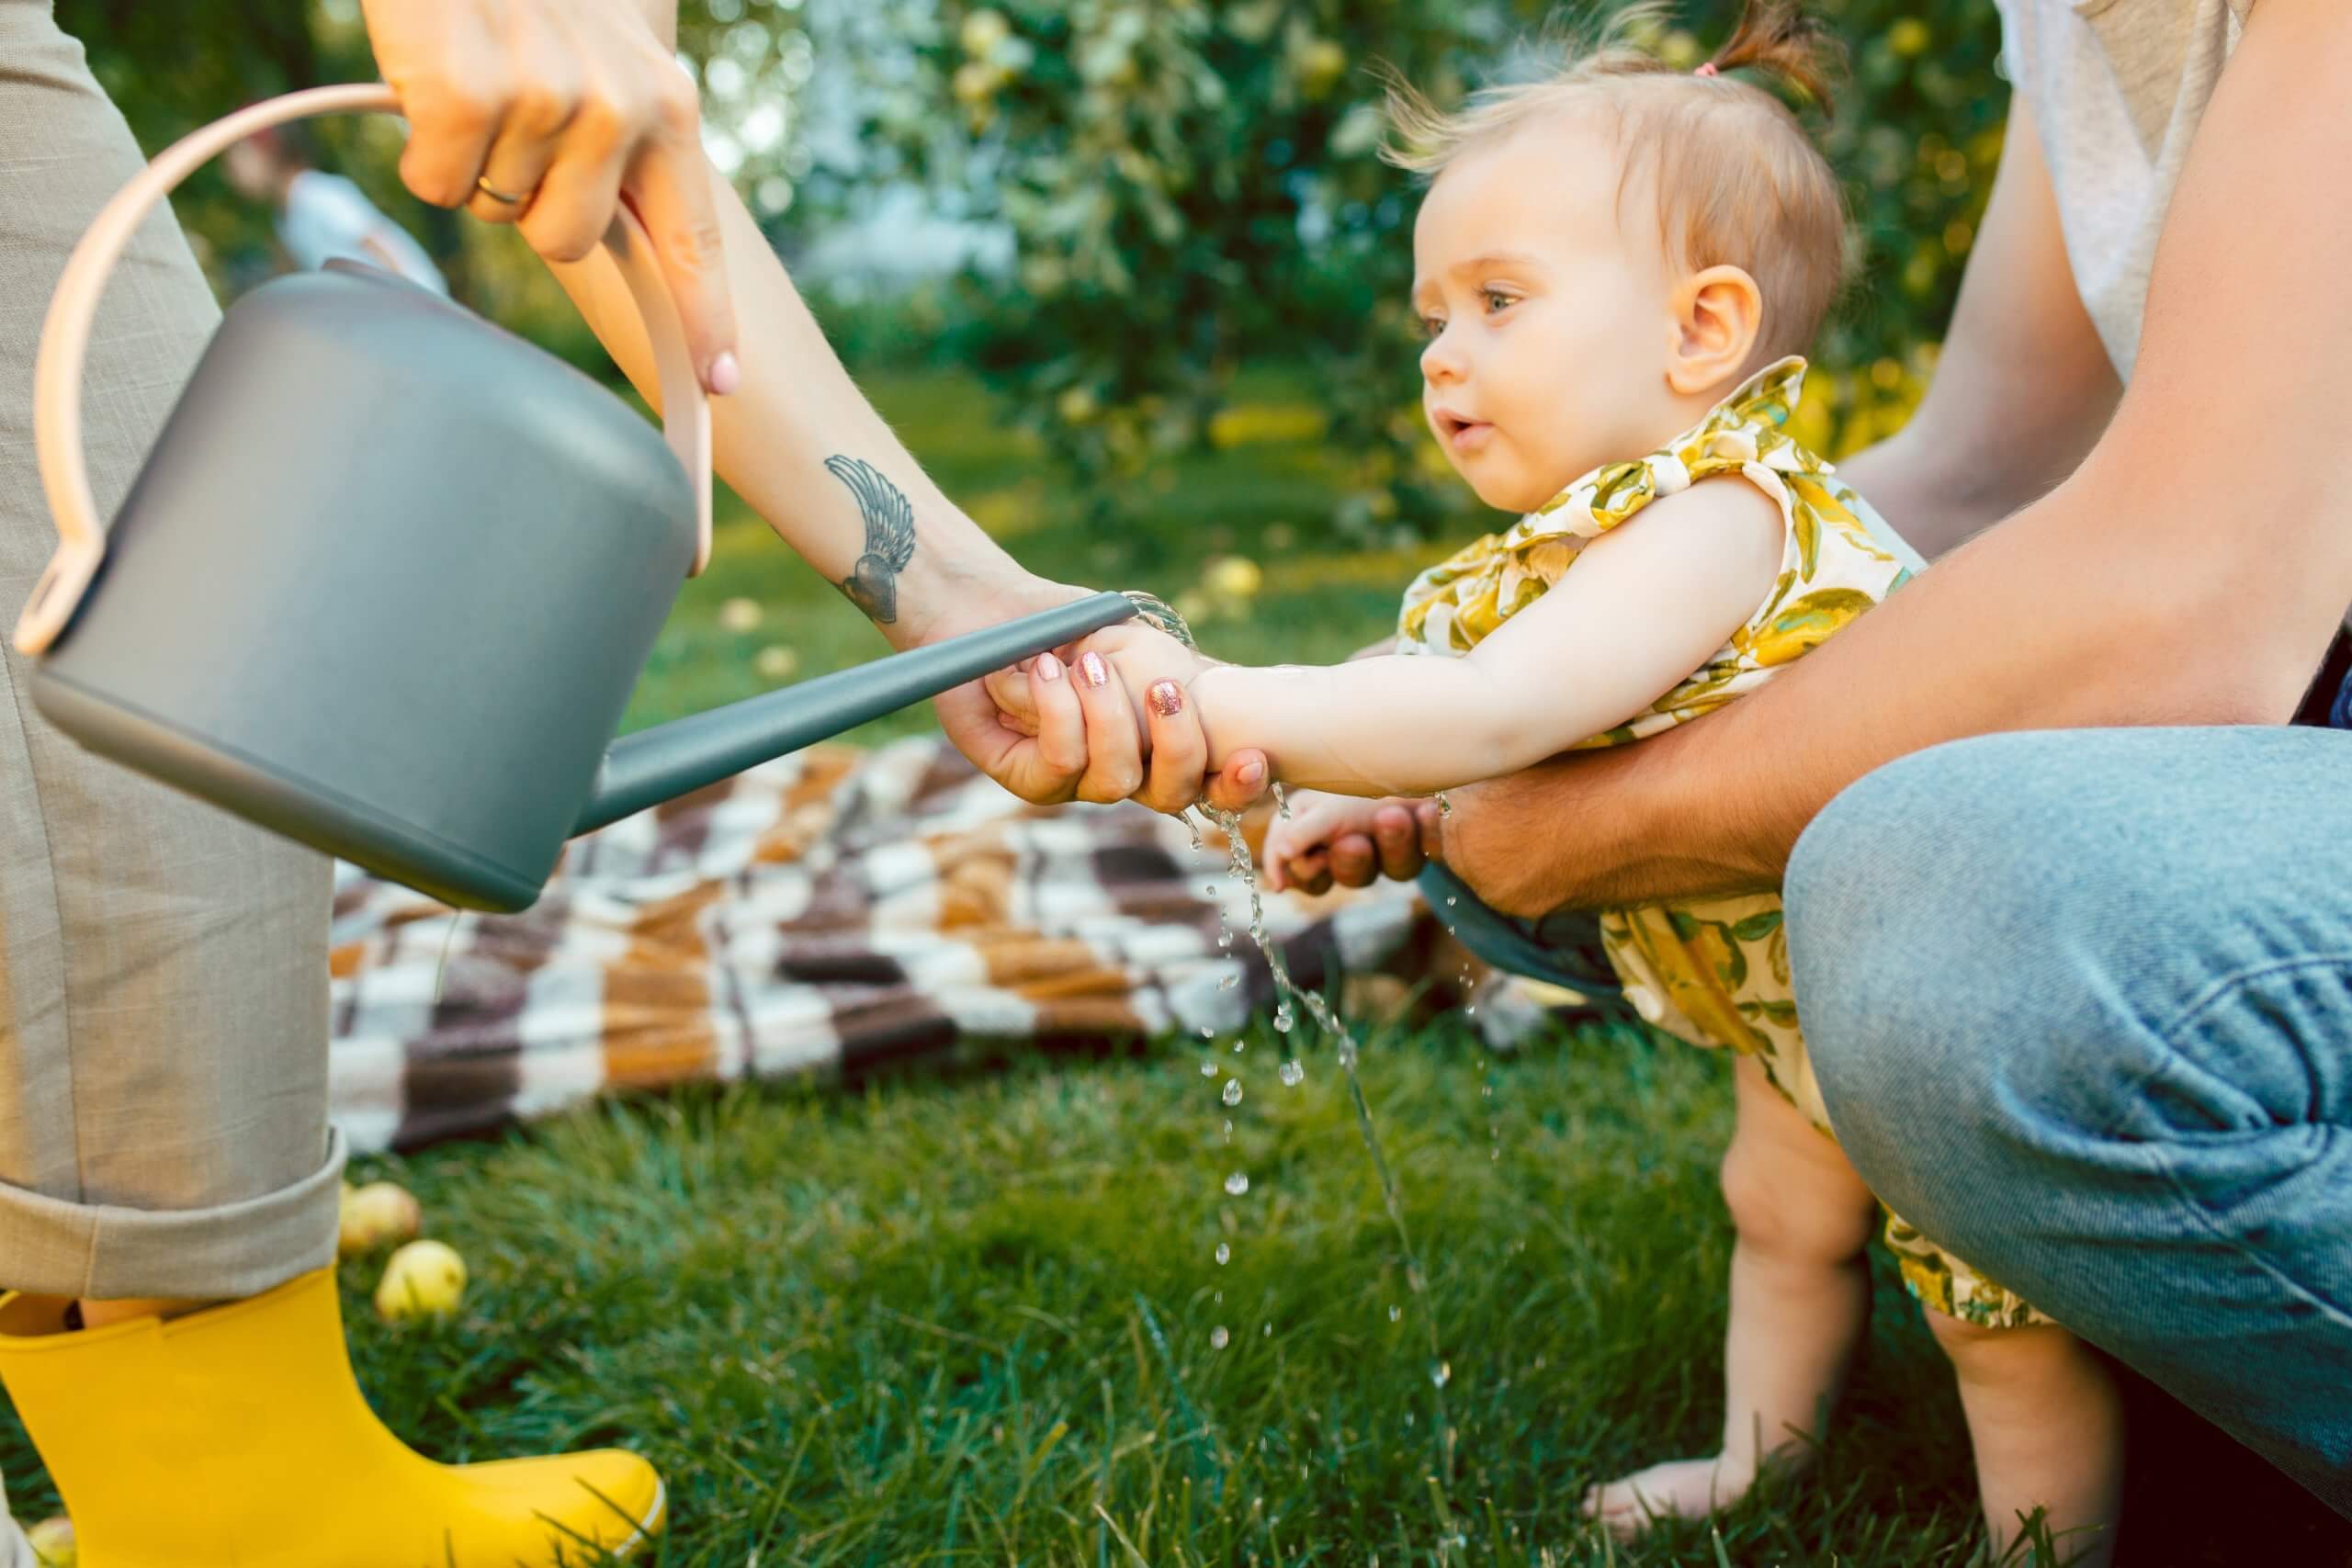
[1193,479,1783,797]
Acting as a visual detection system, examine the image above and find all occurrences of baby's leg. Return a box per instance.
[1584,1055,1881,1538]
[1925,1311,2123,1567]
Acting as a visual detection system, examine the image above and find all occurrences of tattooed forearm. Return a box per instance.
[824,455,918,624]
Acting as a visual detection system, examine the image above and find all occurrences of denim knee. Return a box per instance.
[1784,727,2352,1250]
[1788,728,2352,1507]
[1781,734,2136,1238]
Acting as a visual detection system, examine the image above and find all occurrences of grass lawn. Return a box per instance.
[6,367,2344,1565]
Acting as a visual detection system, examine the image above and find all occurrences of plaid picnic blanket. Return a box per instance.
[327,737,1543,1154]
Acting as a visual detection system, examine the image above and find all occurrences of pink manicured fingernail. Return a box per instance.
[1079,651,1108,688]
[1148,680,1184,716]
[1238,757,1265,786]
[1035,652,1063,682]
[707,351,741,396]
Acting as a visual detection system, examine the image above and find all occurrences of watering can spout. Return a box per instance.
[572,591,1137,837]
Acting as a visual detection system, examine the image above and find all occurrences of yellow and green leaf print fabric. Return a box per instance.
[1396,355,2043,1329]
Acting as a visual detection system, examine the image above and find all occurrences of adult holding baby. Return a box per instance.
[1249,0,2352,1536]
[0,1,1201,1563]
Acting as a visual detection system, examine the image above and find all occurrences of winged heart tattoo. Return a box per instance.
[824,455,918,624]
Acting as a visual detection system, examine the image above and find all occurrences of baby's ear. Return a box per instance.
[1667,265,1765,397]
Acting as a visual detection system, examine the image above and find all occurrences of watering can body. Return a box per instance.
[33,261,695,911]
[15,85,1133,912]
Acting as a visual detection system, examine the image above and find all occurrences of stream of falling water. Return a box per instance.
[1120,592,1455,1483]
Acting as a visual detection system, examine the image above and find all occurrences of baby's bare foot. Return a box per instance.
[1580,1454,1759,1540]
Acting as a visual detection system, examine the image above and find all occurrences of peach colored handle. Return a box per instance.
[12,81,713,658]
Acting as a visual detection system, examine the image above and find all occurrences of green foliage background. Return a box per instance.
[894,0,2007,537]
[59,0,2008,540]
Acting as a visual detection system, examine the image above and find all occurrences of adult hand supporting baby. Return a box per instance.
[1317,744,1665,918]
[1283,796,1445,896]
[980,624,1273,814]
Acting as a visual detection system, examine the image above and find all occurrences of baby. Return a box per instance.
[997,1,2126,1558]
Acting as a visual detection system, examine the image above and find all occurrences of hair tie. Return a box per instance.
[1694,62,1720,77]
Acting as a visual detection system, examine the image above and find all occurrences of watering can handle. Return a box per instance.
[11,81,713,659]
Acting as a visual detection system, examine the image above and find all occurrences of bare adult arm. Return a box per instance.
[1833,93,2122,558]
[1438,0,2352,917]
[542,144,1260,807]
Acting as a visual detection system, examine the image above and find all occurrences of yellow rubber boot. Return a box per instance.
[0,1270,663,1567]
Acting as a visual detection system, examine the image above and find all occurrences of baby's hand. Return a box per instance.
[1264,789,1400,893]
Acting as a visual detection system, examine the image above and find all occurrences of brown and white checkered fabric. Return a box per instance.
[327,739,1463,1153]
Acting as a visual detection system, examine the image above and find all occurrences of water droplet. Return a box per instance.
[1177,794,1443,1427]
[1199,1025,1215,1041]
[1279,1059,1304,1087]
[1436,792,1453,818]
[1222,1077,1243,1107]
[1218,971,1238,991]
[1215,1242,1230,1265]
[1187,812,1206,853]
[1262,1321,1272,1337]
[1444,895,1457,908]
[1222,1119,1233,1142]
[1204,883,1219,898]
[1210,1325,1229,1349]
[1388,1304,1402,1323]
[1430,1359,1452,1388]
[1202,1060,1218,1077]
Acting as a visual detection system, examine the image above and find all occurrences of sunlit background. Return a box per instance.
[21,10,2352,1563]
[73,0,2001,507]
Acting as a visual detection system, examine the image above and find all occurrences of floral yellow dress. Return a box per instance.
[1397,355,2042,1327]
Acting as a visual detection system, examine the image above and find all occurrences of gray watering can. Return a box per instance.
[10,84,1135,912]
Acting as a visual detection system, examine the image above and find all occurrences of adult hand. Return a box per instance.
[1314,796,1446,894]
[358,0,740,394]
[1315,758,1609,916]
[929,588,1272,814]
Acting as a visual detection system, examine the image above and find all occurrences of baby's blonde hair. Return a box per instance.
[1382,1,1849,370]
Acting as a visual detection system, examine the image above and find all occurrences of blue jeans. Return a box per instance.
[1785,727,2352,1516]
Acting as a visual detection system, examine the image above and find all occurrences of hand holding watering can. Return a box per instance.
[13,81,1142,912]
[356,0,746,397]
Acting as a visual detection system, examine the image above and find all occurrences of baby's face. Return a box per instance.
[1411,115,1686,514]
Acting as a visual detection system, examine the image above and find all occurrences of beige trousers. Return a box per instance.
[0,2,341,1307]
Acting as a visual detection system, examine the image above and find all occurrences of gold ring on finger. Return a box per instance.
[475,175,530,206]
